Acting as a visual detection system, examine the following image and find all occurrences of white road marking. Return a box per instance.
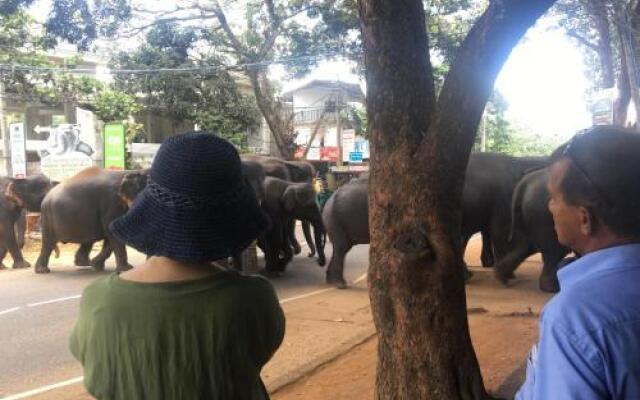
[27,295,81,308]
[0,307,21,316]
[0,376,84,400]
[0,271,370,399]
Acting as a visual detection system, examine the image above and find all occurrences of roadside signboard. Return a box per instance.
[342,129,355,162]
[104,123,126,170]
[349,151,363,163]
[591,88,615,125]
[9,123,26,178]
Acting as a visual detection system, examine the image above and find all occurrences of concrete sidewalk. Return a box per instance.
[23,278,374,399]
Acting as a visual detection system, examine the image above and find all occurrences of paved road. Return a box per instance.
[0,236,369,399]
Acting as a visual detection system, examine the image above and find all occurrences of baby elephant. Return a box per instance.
[35,168,148,273]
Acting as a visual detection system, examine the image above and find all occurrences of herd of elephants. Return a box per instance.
[0,152,567,293]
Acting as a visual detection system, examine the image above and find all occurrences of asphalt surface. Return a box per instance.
[0,234,369,399]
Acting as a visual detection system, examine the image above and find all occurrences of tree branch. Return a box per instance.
[302,109,328,158]
[565,29,599,52]
[120,14,219,37]
[212,0,247,55]
[422,0,557,172]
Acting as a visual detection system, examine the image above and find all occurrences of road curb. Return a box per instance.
[269,329,377,395]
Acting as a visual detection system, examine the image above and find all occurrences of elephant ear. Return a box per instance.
[5,179,26,208]
[283,186,298,212]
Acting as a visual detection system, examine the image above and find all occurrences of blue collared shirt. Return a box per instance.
[516,243,640,400]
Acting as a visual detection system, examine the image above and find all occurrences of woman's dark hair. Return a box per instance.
[551,126,640,238]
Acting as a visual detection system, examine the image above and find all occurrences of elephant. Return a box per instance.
[322,153,548,288]
[72,170,149,266]
[493,168,569,293]
[0,175,55,269]
[260,176,326,276]
[241,155,319,258]
[461,152,548,266]
[241,160,267,203]
[34,167,148,274]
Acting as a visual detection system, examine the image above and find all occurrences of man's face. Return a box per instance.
[548,159,586,252]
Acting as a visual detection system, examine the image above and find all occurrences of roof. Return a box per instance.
[282,80,365,102]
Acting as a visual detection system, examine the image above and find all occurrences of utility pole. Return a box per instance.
[0,75,11,176]
[617,2,640,131]
[336,91,343,166]
[481,111,487,152]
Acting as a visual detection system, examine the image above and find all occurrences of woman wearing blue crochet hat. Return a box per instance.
[69,132,284,400]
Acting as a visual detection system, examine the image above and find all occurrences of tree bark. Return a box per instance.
[586,0,615,88]
[616,2,640,131]
[358,0,556,399]
[614,47,631,126]
[246,69,295,159]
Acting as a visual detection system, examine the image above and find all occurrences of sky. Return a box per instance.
[280,20,593,143]
[29,2,593,142]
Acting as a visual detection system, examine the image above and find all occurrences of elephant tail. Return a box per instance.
[509,174,528,243]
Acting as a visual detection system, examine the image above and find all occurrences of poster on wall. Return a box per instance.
[341,129,356,162]
[104,123,126,171]
[76,107,97,156]
[39,124,95,182]
[9,123,26,178]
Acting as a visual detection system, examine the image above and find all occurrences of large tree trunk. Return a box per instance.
[587,0,615,88]
[616,2,640,131]
[614,48,631,126]
[246,70,295,159]
[358,0,556,398]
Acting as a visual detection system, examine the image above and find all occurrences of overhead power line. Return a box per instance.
[0,52,358,76]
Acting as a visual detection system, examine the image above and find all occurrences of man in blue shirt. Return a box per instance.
[516,126,640,399]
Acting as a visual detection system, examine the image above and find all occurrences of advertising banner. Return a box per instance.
[39,124,94,182]
[9,123,26,178]
[104,123,126,171]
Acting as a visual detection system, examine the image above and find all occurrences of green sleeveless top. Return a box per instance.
[70,271,285,400]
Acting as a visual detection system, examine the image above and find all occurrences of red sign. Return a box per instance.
[295,146,339,162]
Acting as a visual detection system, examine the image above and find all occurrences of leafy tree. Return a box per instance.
[358,0,556,398]
[552,0,640,127]
[94,90,141,122]
[110,22,261,145]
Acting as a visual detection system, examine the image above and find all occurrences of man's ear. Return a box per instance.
[579,206,595,236]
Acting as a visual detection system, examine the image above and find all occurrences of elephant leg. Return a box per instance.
[459,232,473,274]
[288,219,301,255]
[91,240,112,271]
[262,231,282,277]
[493,239,535,285]
[302,221,316,257]
[3,216,29,270]
[0,246,7,269]
[278,224,294,272]
[314,223,326,267]
[326,240,351,290]
[34,229,57,274]
[74,243,93,266]
[108,236,131,272]
[480,230,494,268]
[231,252,243,272]
[538,243,568,293]
[15,210,26,250]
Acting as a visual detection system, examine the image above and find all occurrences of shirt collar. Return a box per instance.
[558,243,640,290]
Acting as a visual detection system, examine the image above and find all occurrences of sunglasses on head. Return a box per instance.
[561,133,613,208]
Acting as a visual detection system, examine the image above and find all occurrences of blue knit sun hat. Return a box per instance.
[109,132,269,262]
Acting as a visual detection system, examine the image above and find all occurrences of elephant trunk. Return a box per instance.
[302,221,316,257]
[311,215,326,267]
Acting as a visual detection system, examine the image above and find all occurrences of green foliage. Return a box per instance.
[111,22,261,140]
[474,91,558,156]
[94,90,141,122]
[349,104,368,137]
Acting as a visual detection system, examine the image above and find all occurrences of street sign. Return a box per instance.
[349,151,363,163]
[104,123,126,170]
[9,123,26,178]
